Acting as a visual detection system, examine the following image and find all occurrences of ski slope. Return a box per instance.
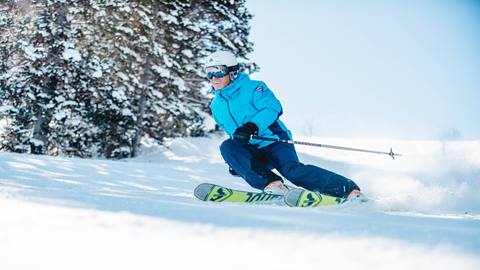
[1,134,479,270]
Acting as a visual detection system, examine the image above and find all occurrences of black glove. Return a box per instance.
[233,122,258,144]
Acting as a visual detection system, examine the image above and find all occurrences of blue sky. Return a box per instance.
[246,0,480,140]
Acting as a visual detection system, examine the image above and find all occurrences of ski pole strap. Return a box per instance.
[251,135,402,159]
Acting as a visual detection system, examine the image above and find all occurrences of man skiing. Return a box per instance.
[206,51,362,199]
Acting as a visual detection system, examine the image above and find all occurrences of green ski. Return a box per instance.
[284,188,347,207]
[194,183,284,205]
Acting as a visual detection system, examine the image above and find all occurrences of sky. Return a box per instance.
[246,0,480,140]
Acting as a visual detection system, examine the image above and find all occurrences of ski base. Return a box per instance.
[284,188,347,207]
[194,183,284,205]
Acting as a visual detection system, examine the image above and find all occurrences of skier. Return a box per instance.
[205,51,363,199]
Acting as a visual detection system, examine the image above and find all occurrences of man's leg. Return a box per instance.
[263,142,360,198]
[220,139,280,190]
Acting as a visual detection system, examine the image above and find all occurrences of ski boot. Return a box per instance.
[264,180,290,195]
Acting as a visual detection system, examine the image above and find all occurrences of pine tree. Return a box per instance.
[0,2,11,98]
[197,0,257,72]
[4,1,71,154]
[1,0,102,156]
[0,0,41,153]
[0,2,14,149]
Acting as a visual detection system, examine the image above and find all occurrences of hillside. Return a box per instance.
[1,134,479,269]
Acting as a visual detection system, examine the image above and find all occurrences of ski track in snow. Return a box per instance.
[1,134,479,269]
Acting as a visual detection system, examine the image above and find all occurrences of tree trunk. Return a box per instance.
[131,3,160,158]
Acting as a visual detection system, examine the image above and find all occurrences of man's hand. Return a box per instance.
[233,122,258,144]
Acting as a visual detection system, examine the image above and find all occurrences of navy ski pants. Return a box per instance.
[220,139,359,198]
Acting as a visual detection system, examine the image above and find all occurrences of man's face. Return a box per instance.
[206,65,231,90]
[210,74,231,90]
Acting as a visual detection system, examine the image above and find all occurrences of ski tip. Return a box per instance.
[194,183,214,201]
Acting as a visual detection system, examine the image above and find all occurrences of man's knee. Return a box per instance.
[220,139,236,156]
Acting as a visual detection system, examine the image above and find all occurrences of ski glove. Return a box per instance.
[233,122,258,144]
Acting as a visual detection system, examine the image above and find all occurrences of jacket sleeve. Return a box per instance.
[249,84,283,132]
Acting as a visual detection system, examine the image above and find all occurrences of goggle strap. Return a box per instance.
[227,65,239,72]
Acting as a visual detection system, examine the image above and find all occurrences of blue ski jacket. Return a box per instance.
[210,72,292,148]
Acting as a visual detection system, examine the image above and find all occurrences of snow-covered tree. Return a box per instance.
[2,1,83,154]
[1,0,255,158]
[197,0,256,72]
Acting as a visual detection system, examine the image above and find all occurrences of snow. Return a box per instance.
[28,138,44,146]
[152,64,171,77]
[0,117,9,135]
[181,49,194,58]
[111,89,127,101]
[55,96,66,103]
[116,26,134,36]
[121,108,133,117]
[137,10,154,29]
[22,44,42,60]
[92,68,103,78]
[1,135,479,270]
[62,47,81,62]
[61,101,78,107]
[53,111,67,120]
[158,11,178,24]
[117,46,141,62]
[116,71,130,81]
[0,105,15,113]
[216,32,237,51]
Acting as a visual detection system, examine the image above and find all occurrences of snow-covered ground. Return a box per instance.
[1,134,479,269]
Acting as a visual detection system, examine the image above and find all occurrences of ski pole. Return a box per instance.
[251,135,402,160]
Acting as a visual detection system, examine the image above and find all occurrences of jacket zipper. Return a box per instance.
[219,92,239,128]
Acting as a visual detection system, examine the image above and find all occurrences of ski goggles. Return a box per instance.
[206,65,229,80]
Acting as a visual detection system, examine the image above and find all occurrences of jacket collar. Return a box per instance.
[214,72,249,98]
